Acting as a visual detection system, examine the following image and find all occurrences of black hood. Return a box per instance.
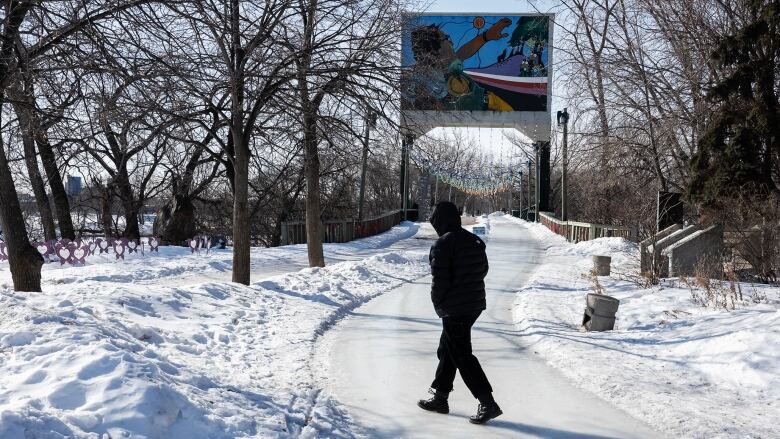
[430,201,461,237]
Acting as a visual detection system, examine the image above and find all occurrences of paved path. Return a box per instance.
[318,216,660,438]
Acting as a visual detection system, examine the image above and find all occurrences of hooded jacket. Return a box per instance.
[428,202,489,318]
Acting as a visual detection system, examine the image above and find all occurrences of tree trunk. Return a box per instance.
[304,113,325,267]
[228,0,251,285]
[101,183,113,238]
[154,194,196,245]
[21,129,57,241]
[114,171,140,239]
[232,132,251,284]
[0,132,43,292]
[9,92,57,241]
[33,118,75,240]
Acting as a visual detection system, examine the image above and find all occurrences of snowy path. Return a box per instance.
[317,217,660,438]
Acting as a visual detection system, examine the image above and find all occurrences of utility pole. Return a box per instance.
[526,159,532,220]
[401,134,412,220]
[534,142,540,221]
[517,170,523,217]
[357,111,377,222]
[557,108,570,221]
[434,176,439,205]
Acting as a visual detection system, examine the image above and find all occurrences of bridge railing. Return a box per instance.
[538,212,635,243]
[280,210,403,246]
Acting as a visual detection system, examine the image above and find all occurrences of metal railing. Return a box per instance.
[539,212,635,243]
[280,210,404,246]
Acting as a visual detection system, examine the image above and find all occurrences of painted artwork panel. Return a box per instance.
[402,14,550,112]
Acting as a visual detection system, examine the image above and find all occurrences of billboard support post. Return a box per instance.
[538,140,551,214]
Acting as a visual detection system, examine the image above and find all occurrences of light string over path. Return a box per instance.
[409,129,523,196]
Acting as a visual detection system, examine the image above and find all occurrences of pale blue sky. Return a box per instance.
[426,0,557,14]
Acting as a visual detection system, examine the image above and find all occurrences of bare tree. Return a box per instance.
[282,0,404,267]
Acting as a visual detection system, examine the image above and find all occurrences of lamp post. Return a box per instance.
[357,111,377,222]
[516,169,523,217]
[401,134,412,220]
[557,108,570,221]
[534,142,540,222]
[527,159,532,220]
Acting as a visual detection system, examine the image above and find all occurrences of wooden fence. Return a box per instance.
[538,212,635,243]
[280,210,404,246]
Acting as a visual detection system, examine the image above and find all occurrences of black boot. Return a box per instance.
[469,394,502,424]
[417,389,449,414]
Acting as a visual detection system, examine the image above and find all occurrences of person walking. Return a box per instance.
[417,201,502,425]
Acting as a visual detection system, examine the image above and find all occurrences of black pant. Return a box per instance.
[430,312,493,398]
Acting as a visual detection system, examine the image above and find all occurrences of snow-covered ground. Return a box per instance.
[0,222,434,438]
[507,215,780,439]
[2,221,427,288]
[2,213,777,438]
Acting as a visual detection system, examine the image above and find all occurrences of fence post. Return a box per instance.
[589,224,597,241]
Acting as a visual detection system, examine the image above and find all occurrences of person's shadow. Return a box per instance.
[446,414,625,439]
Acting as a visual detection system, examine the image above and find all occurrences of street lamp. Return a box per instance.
[527,159,533,220]
[557,108,570,221]
[357,110,378,222]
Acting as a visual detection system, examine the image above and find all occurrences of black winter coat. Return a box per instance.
[429,228,489,317]
[428,202,489,318]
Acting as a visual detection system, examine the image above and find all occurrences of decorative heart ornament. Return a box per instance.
[114,241,126,261]
[73,246,89,264]
[55,244,72,265]
[98,239,110,254]
[34,242,49,255]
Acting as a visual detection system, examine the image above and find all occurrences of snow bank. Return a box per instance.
[0,225,431,438]
[511,219,780,438]
[0,221,422,287]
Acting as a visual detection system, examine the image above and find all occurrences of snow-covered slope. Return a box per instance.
[507,216,780,439]
[0,221,426,288]
[0,224,432,438]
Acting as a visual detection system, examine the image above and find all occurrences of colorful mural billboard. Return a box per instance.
[401,14,551,113]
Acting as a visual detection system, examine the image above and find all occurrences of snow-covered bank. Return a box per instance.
[0,224,432,438]
[507,216,780,438]
[0,221,424,287]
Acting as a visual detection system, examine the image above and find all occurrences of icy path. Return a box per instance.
[317,217,660,438]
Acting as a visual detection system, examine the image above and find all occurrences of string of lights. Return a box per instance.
[409,146,522,196]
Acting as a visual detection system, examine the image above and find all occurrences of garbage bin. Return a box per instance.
[592,255,612,276]
[582,293,620,331]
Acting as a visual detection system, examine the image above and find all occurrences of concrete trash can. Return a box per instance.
[582,293,620,331]
[592,255,612,276]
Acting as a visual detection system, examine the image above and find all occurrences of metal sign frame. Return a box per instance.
[400,12,555,141]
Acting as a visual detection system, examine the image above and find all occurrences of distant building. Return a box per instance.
[67,175,82,196]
